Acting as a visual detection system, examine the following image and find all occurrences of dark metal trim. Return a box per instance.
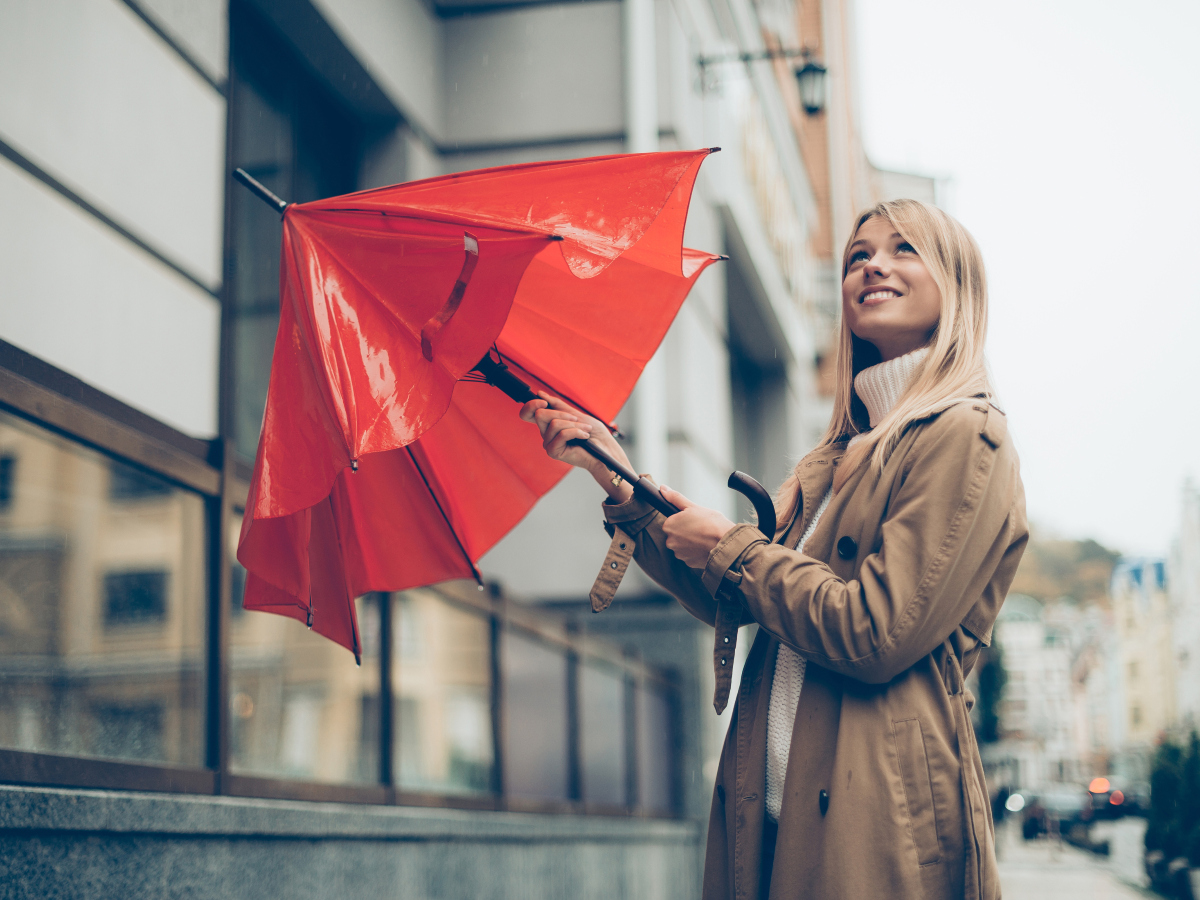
[565,630,583,803]
[0,136,220,299]
[379,592,395,787]
[0,749,215,795]
[222,773,391,805]
[488,588,506,800]
[119,0,228,95]
[0,362,220,496]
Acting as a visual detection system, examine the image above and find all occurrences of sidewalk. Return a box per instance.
[996,820,1153,900]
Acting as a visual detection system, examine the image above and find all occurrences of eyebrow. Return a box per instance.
[848,232,903,251]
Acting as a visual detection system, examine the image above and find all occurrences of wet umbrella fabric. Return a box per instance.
[236,150,720,659]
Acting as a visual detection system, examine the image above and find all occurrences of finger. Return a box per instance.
[519,398,548,422]
[546,425,594,458]
[543,417,591,445]
[659,486,696,509]
[534,407,579,430]
[536,391,583,416]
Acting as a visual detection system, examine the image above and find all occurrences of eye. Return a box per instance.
[896,242,917,254]
[848,249,870,264]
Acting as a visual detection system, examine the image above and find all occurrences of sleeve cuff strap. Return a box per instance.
[701,524,768,596]
[601,490,660,535]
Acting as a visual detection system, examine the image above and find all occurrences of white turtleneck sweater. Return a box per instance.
[764,347,928,822]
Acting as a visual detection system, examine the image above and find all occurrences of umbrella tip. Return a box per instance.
[351,458,359,472]
[717,254,730,261]
[548,234,564,241]
[708,146,722,154]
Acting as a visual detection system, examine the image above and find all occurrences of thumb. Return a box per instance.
[659,485,695,510]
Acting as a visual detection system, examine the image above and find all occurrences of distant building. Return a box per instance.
[1169,481,1200,731]
[1110,557,1177,781]
[985,594,1081,790]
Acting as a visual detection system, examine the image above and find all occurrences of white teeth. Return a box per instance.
[862,290,899,302]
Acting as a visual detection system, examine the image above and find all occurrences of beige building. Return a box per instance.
[1110,558,1177,779]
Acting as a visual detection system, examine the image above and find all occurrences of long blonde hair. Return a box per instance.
[775,199,991,522]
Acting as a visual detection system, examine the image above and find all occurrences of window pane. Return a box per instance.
[393,590,493,795]
[637,684,674,814]
[579,661,626,807]
[503,630,568,802]
[0,411,205,766]
[229,576,381,784]
[228,3,361,462]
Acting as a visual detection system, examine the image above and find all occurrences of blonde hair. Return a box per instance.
[776,199,991,521]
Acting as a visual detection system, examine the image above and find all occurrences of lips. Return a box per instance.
[859,289,901,305]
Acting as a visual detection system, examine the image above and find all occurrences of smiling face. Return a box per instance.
[842,215,942,361]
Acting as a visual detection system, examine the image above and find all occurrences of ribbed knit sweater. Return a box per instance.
[764,347,928,822]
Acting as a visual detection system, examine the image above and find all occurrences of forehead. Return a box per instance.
[850,216,901,247]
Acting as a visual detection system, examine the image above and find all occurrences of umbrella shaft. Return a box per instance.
[568,439,679,517]
[473,353,678,517]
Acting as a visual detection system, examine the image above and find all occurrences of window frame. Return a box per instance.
[0,338,681,817]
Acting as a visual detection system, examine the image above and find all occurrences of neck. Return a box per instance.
[854,347,929,428]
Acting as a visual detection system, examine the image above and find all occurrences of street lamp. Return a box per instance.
[696,47,828,115]
[794,57,828,116]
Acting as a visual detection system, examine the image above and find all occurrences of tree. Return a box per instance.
[976,639,1007,744]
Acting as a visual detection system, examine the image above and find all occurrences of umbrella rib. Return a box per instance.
[404,446,484,588]
[494,350,623,436]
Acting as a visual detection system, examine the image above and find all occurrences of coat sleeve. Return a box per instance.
[602,493,754,628]
[706,404,1026,684]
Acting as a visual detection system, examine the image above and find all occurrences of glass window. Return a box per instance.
[393,590,493,795]
[0,411,206,766]
[579,660,626,807]
[228,3,361,462]
[636,683,674,814]
[503,630,569,802]
[228,574,381,784]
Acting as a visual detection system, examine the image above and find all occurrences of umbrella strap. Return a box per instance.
[421,233,479,361]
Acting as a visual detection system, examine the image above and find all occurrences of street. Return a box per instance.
[997,821,1152,900]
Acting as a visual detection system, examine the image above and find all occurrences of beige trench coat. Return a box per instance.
[600,399,1027,900]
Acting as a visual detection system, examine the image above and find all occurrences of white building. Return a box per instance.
[1169,481,1200,731]
[989,594,1081,789]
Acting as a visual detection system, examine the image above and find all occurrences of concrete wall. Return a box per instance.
[0,0,225,437]
[0,785,699,900]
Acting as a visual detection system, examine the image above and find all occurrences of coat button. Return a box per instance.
[836,536,857,559]
[819,789,829,816]
[610,561,618,569]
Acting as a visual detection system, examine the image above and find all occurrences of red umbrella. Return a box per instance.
[235,150,730,660]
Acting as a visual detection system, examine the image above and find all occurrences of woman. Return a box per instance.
[521,199,1027,899]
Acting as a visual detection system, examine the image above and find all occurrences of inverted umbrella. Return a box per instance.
[235,150,776,661]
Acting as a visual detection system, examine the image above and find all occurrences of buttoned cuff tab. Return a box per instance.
[701,524,768,596]
[589,526,636,613]
[600,477,661,536]
[712,594,743,714]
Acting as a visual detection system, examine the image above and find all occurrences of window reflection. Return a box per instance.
[503,630,569,802]
[0,411,205,766]
[637,683,675,814]
[393,589,492,795]
[579,661,626,807]
[228,525,380,784]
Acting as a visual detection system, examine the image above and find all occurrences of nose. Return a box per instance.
[865,253,890,278]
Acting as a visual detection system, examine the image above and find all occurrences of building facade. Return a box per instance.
[0,0,915,894]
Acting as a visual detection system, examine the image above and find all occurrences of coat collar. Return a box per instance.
[779,440,848,544]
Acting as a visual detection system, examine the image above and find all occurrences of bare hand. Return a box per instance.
[659,487,736,568]
[519,392,633,502]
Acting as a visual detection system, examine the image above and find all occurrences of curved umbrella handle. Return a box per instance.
[727,471,776,539]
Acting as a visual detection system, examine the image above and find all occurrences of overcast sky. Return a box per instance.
[854,0,1200,556]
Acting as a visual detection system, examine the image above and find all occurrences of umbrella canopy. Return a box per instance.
[236,149,721,659]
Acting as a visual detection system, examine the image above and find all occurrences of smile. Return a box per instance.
[859,290,901,304]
